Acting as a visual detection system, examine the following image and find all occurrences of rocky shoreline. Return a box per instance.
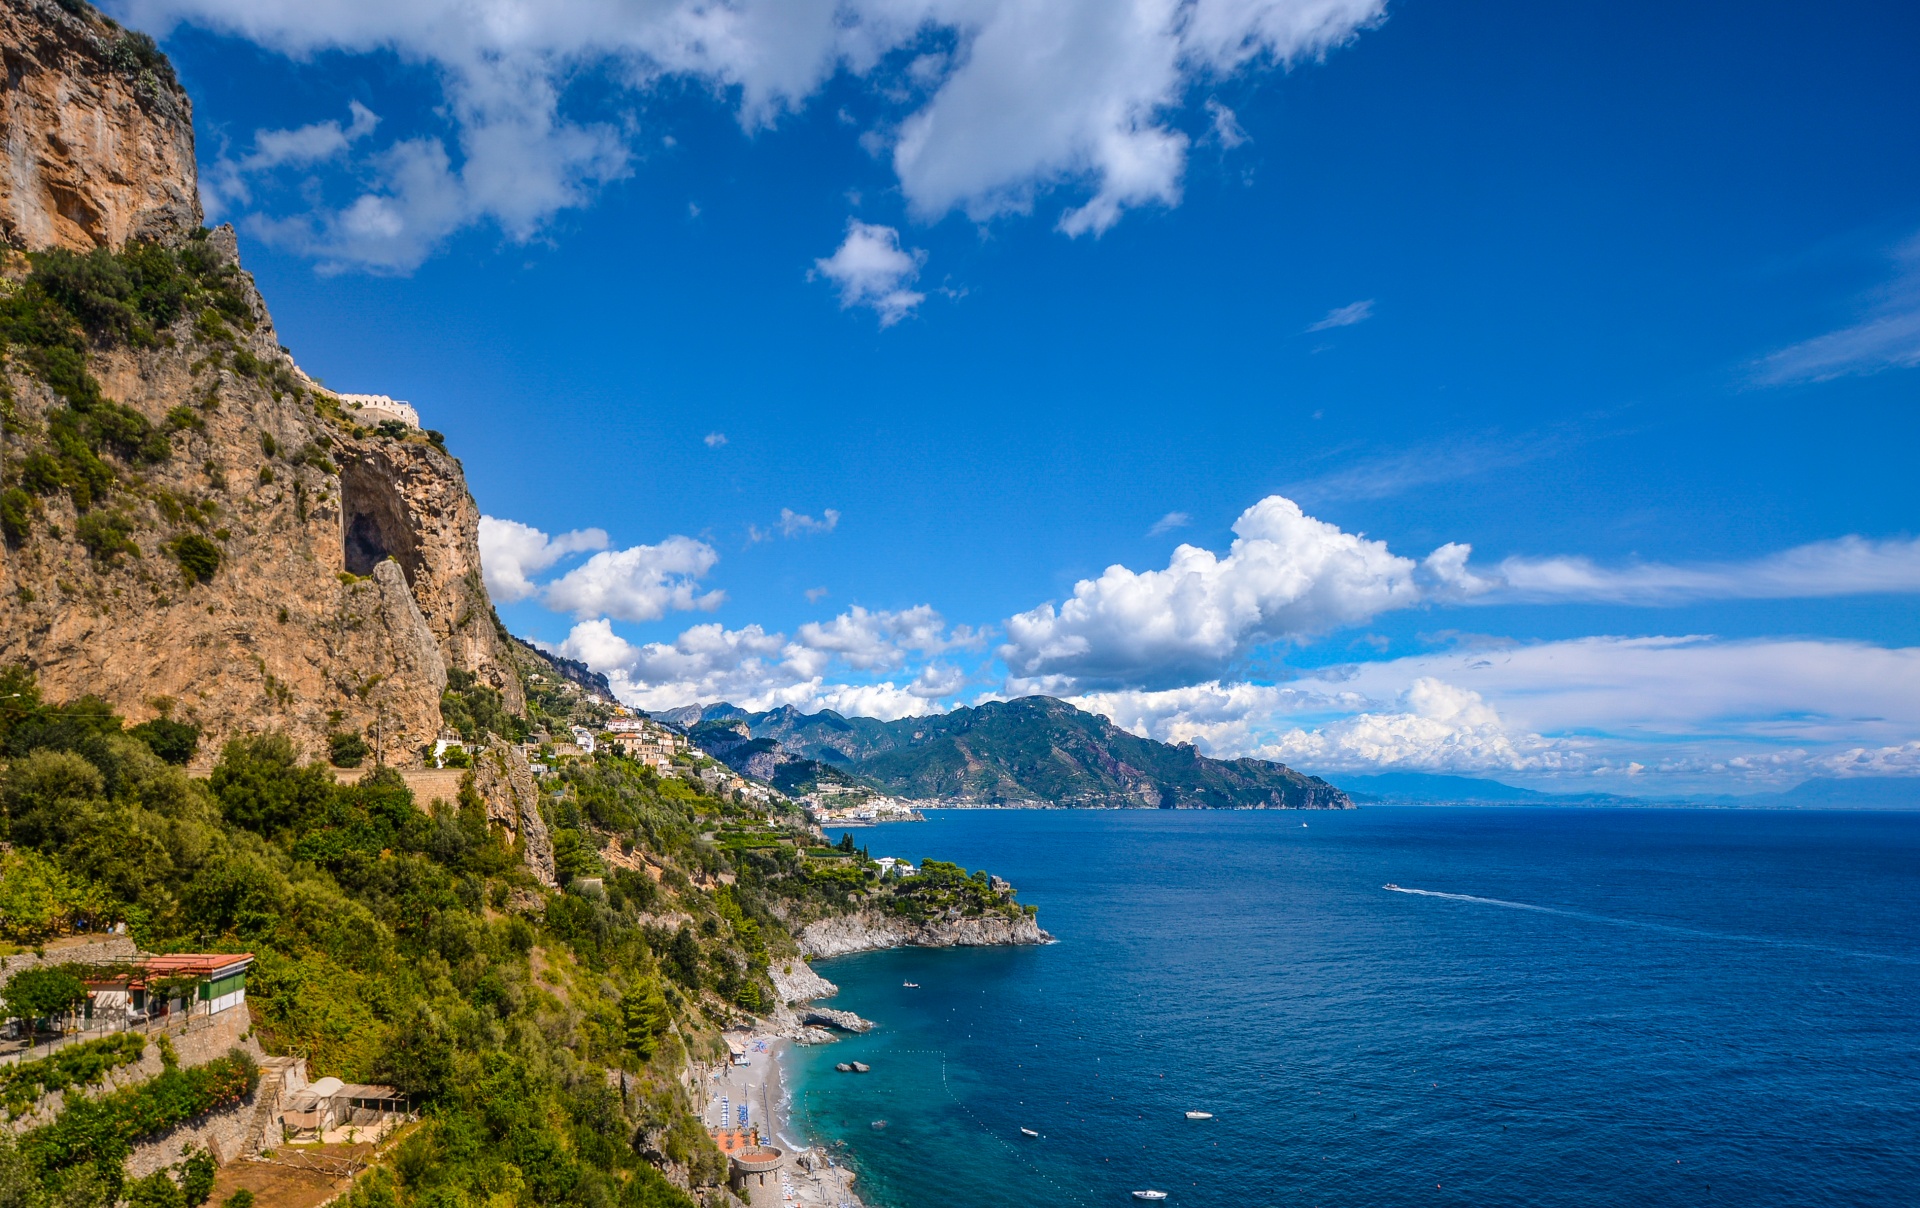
[796,909,1054,959]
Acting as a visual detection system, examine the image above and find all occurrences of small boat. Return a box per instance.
[870,1120,888,1131]
[1383,883,1400,890]
[1131,1192,1168,1202]
[850,1062,870,1073]
[902,981,919,988]
[1020,1127,1040,1138]
[834,1063,852,1073]
[1184,1111,1212,1120]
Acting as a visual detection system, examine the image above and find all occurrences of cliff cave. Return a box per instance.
[340,457,423,584]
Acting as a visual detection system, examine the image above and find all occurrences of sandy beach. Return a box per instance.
[703,1030,867,1208]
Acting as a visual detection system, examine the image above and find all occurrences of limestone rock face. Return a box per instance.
[797,910,1053,959]
[801,1006,874,1033]
[0,11,521,764]
[769,958,839,1005]
[475,744,556,885]
[0,0,200,252]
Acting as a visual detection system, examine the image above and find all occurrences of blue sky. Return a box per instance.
[118,0,1920,792]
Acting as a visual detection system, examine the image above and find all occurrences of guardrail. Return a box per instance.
[0,1001,220,1068]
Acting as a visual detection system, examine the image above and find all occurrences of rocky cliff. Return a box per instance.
[797,909,1054,959]
[0,0,522,766]
[0,0,200,253]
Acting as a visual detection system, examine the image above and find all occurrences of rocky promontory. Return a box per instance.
[798,909,1054,959]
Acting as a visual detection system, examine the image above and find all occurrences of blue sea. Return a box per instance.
[795,807,1920,1207]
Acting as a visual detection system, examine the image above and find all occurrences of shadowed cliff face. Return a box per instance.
[0,0,520,764]
[0,0,201,253]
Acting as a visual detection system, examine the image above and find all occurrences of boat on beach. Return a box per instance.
[1131,1192,1168,1201]
[1184,1111,1212,1120]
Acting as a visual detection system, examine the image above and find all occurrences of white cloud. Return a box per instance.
[805,587,831,603]
[1000,495,1432,690]
[206,100,379,211]
[1069,636,1920,788]
[1488,536,1920,604]
[795,605,984,672]
[1306,298,1374,331]
[1205,99,1249,149]
[778,508,840,537]
[704,432,728,448]
[123,0,1386,270]
[812,222,926,326]
[1146,511,1191,536]
[1755,232,1920,384]
[540,536,725,622]
[476,515,608,603]
[554,606,977,719]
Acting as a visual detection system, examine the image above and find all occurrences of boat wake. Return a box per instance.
[1382,884,1917,965]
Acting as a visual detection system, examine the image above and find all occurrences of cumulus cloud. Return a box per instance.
[477,516,608,603]
[1001,495,1434,690]
[1070,636,1920,787]
[123,0,1386,270]
[812,222,926,326]
[553,605,979,718]
[1754,231,1920,384]
[704,432,728,448]
[1306,298,1373,331]
[540,536,725,622]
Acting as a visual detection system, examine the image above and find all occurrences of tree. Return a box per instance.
[209,733,332,838]
[666,925,702,991]
[622,975,671,1059]
[327,730,369,769]
[2,965,87,1032]
[127,717,199,766]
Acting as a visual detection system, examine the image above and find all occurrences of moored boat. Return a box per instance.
[1184,1110,1212,1120]
[1131,1192,1168,1201]
[1020,1127,1040,1137]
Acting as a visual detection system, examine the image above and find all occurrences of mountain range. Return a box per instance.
[656,696,1353,809]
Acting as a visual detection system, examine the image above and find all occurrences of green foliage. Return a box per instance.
[17,1049,256,1187]
[1,965,88,1024]
[74,509,139,562]
[328,730,369,768]
[167,532,220,583]
[0,850,113,944]
[209,733,335,838]
[440,669,524,744]
[0,668,1026,1208]
[179,1146,215,1208]
[0,1035,148,1117]
[0,487,30,546]
[0,240,257,525]
[126,717,199,766]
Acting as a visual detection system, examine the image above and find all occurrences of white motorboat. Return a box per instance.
[1183,1111,1212,1120]
[1020,1127,1040,1138]
[1131,1192,1168,1202]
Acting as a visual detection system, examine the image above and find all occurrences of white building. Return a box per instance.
[337,393,421,429]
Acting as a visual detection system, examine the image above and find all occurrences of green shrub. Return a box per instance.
[75,510,139,562]
[127,717,199,765]
[0,488,30,546]
[328,731,369,769]
[168,532,220,582]
[17,1049,257,1182]
[0,1034,147,1116]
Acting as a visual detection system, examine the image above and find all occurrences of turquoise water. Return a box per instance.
[792,807,1920,1207]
